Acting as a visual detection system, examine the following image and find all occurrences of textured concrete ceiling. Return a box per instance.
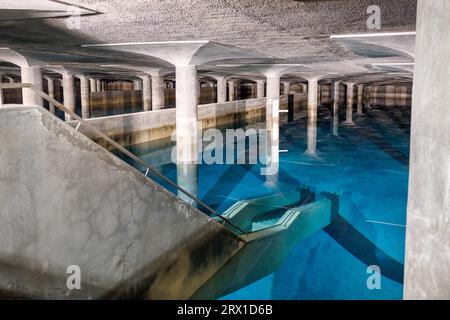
[0,0,417,82]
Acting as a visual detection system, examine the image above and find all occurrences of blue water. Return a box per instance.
[119,105,410,300]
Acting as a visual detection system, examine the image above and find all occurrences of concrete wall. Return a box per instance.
[404,0,450,300]
[80,93,307,149]
[90,90,143,118]
[0,106,245,299]
[369,85,412,107]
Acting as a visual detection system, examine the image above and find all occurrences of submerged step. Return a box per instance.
[192,191,339,299]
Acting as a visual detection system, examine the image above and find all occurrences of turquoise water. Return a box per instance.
[119,105,410,300]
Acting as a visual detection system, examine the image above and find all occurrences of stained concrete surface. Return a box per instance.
[0,106,245,299]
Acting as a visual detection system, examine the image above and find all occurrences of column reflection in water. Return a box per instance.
[177,163,198,207]
[306,111,317,155]
[332,81,340,137]
[265,99,280,186]
[264,75,280,187]
[306,78,318,156]
[356,84,364,115]
[343,83,355,125]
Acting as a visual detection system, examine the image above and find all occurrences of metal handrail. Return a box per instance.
[1,83,247,235]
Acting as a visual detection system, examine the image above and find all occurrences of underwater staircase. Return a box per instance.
[214,186,338,242]
[195,187,339,299]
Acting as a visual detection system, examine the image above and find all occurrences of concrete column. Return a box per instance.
[21,66,43,106]
[175,64,198,165]
[318,84,322,106]
[333,81,340,116]
[372,86,378,106]
[301,83,308,94]
[89,78,96,92]
[133,79,142,91]
[6,76,15,83]
[250,83,256,98]
[256,80,265,98]
[211,81,217,102]
[399,86,408,107]
[282,82,290,95]
[62,74,75,121]
[264,75,280,184]
[266,75,280,132]
[357,84,364,115]
[216,77,227,103]
[95,79,101,92]
[332,81,341,137]
[141,75,152,111]
[79,76,90,119]
[101,81,107,92]
[385,85,395,107]
[151,74,165,110]
[306,79,318,155]
[343,83,355,125]
[365,86,372,109]
[0,75,4,107]
[235,80,241,100]
[404,0,450,300]
[44,77,55,114]
[228,80,235,101]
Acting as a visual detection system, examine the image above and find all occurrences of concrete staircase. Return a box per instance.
[0,106,245,299]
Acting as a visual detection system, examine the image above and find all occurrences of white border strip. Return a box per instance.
[366,220,406,228]
[330,31,416,39]
[372,62,415,66]
[82,40,209,48]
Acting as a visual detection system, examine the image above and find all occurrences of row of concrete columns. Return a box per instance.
[4,67,368,127]
[309,80,370,154]
[6,63,368,166]
[4,62,371,206]
[175,76,369,191]
[174,73,376,203]
[89,79,109,93]
[4,66,311,122]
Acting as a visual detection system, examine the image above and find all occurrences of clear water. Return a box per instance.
[118,105,410,300]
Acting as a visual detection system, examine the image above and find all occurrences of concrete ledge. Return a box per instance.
[77,94,307,149]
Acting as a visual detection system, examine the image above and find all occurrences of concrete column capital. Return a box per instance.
[139,74,151,81]
[304,75,324,82]
[75,74,89,80]
[209,74,227,82]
